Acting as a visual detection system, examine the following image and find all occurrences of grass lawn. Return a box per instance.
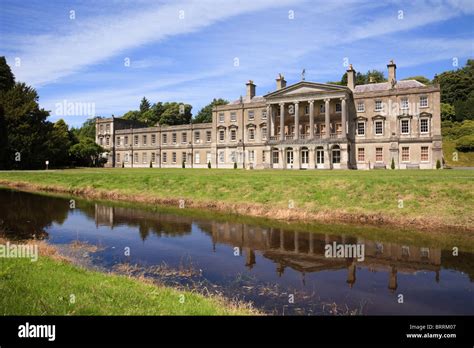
[0,168,473,229]
[442,138,474,167]
[0,239,255,315]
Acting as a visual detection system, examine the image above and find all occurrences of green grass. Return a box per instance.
[0,168,473,227]
[0,251,254,315]
[443,138,474,167]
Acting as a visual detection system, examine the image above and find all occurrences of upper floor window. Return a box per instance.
[401,97,409,110]
[219,130,225,142]
[375,100,383,112]
[194,131,200,142]
[124,136,128,145]
[151,134,156,144]
[357,121,365,136]
[219,113,225,123]
[106,124,110,132]
[248,111,254,120]
[401,119,410,134]
[335,103,342,113]
[206,131,211,142]
[304,105,309,115]
[375,120,384,135]
[230,112,237,122]
[172,133,177,144]
[116,137,121,146]
[420,96,428,108]
[248,128,255,141]
[134,135,139,145]
[420,118,429,133]
[230,129,237,141]
[261,110,267,119]
[319,104,325,113]
[162,134,167,144]
[106,137,109,146]
[99,124,104,132]
[142,135,147,145]
[182,132,187,143]
[262,127,267,140]
[357,101,365,112]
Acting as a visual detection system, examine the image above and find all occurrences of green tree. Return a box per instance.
[434,59,474,106]
[331,70,386,86]
[0,57,15,92]
[403,76,431,85]
[440,103,456,121]
[69,138,104,167]
[71,117,98,141]
[139,97,151,113]
[47,119,73,167]
[158,102,192,125]
[453,91,474,121]
[193,98,229,123]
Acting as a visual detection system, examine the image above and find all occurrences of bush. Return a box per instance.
[122,162,124,168]
[391,158,395,170]
[233,162,237,169]
[207,161,211,169]
[455,134,474,152]
[436,159,441,169]
[149,161,153,168]
[182,160,186,168]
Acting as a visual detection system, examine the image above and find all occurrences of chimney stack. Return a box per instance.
[276,73,286,90]
[246,80,256,101]
[346,64,356,91]
[387,59,397,87]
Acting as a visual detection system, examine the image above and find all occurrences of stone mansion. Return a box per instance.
[96,60,442,170]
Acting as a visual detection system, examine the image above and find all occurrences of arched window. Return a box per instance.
[332,145,341,164]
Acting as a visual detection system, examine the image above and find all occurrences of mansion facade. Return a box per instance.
[96,60,442,170]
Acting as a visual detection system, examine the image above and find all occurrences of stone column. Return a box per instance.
[266,105,272,139]
[293,147,300,169]
[279,103,285,141]
[309,100,315,139]
[324,98,330,139]
[341,97,347,138]
[308,147,315,169]
[294,102,299,140]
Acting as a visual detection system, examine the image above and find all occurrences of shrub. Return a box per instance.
[233,162,237,169]
[149,161,153,168]
[436,159,441,169]
[391,158,395,170]
[455,134,474,152]
[208,161,211,169]
[121,162,124,168]
[182,160,186,168]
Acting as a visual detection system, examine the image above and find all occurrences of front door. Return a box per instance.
[301,148,309,169]
[286,149,294,168]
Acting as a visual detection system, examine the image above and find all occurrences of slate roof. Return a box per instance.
[354,80,425,93]
[229,96,266,104]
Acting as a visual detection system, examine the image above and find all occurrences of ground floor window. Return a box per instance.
[219,151,224,163]
[151,152,156,163]
[230,151,236,163]
[301,148,309,164]
[401,147,410,162]
[134,153,138,163]
[421,146,429,161]
[262,150,266,163]
[172,152,177,163]
[182,152,186,163]
[375,147,383,162]
[357,147,365,162]
[316,148,324,164]
[272,150,279,164]
[206,151,212,164]
[286,149,294,164]
[249,150,255,162]
[195,152,200,164]
[116,153,120,162]
[124,153,129,163]
[163,152,167,163]
[142,152,147,163]
[332,146,341,164]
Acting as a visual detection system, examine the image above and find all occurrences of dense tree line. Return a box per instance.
[0,57,104,169]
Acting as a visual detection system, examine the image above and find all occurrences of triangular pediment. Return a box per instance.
[264,81,348,98]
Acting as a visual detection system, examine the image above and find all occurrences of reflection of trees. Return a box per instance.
[0,189,70,239]
[441,250,474,281]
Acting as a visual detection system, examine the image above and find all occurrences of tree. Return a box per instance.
[440,103,456,121]
[455,135,474,152]
[122,110,142,122]
[0,57,15,92]
[403,76,431,85]
[71,117,98,140]
[391,158,395,170]
[158,102,192,125]
[139,97,151,113]
[69,138,104,167]
[453,91,474,121]
[434,59,474,106]
[193,98,229,123]
[47,119,73,167]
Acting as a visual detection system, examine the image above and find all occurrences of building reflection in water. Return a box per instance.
[94,204,445,291]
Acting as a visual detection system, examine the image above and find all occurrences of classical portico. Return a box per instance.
[264,81,351,170]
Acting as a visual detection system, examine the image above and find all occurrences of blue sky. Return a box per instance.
[1,0,473,127]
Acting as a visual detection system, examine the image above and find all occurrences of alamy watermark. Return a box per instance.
[325,242,365,262]
[0,241,38,262]
[54,99,96,117]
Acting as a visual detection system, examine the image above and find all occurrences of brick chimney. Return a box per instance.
[387,59,397,87]
[246,80,256,101]
[276,73,286,90]
[346,64,356,91]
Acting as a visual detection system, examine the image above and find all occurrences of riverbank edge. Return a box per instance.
[0,236,259,315]
[0,179,472,233]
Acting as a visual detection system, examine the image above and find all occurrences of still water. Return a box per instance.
[0,188,473,315]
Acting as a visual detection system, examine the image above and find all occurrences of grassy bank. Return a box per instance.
[0,168,473,230]
[0,238,255,315]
